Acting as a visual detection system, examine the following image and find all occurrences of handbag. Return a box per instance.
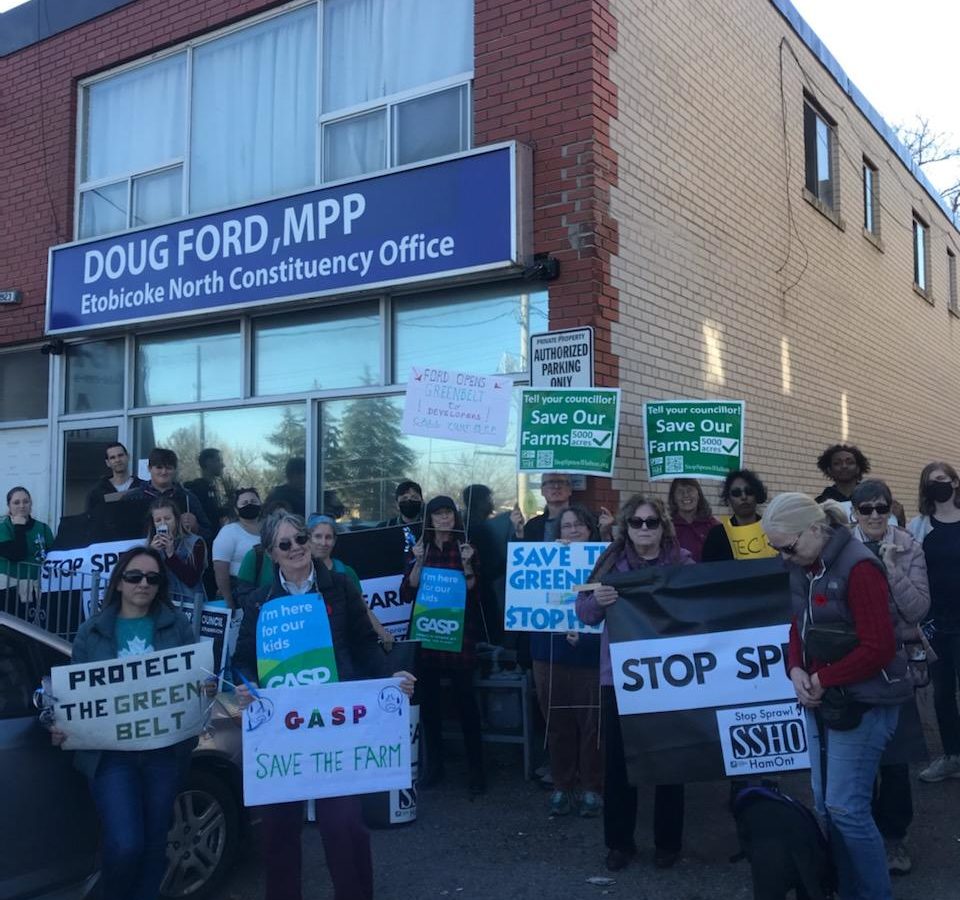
[818,686,868,731]
[804,625,859,664]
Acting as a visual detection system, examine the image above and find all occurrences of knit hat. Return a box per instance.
[761,492,826,536]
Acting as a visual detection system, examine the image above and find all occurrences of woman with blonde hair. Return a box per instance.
[763,492,911,900]
[576,494,693,872]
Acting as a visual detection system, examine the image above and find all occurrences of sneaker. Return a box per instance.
[919,754,960,782]
[549,790,573,816]
[886,840,912,876]
[579,791,603,817]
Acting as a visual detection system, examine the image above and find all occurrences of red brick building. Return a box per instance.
[1,0,957,526]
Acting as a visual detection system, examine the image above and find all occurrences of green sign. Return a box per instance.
[256,594,339,688]
[643,400,745,480]
[410,567,467,653]
[518,388,621,476]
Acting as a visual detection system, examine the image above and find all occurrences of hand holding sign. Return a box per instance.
[510,504,525,537]
[458,542,474,567]
[594,584,619,607]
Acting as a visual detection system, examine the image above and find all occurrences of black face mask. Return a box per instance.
[925,481,955,504]
[398,499,422,519]
[237,504,261,520]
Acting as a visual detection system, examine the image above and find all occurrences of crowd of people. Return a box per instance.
[2,438,959,900]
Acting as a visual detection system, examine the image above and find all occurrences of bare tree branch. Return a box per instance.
[896,115,960,166]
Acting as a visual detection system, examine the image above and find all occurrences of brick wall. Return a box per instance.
[474,0,620,510]
[607,0,960,518]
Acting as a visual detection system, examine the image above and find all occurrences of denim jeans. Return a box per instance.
[807,705,899,900]
[90,749,183,900]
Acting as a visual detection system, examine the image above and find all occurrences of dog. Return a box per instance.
[733,785,835,900]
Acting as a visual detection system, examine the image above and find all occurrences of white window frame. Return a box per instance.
[74,0,474,239]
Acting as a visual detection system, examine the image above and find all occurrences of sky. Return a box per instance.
[790,0,960,194]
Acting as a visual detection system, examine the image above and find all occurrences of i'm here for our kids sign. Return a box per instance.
[256,594,339,688]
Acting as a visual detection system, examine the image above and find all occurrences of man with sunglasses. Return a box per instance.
[233,510,414,900]
[701,469,777,562]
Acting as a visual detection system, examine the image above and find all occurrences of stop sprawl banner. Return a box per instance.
[604,557,811,783]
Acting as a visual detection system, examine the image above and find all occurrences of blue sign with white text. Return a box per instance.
[47,144,527,333]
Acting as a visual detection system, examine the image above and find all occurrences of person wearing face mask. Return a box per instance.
[701,469,777,562]
[850,479,930,876]
[379,480,424,542]
[211,488,263,610]
[667,478,718,562]
[904,462,960,784]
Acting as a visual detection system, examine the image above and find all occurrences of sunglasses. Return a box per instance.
[121,570,162,585]
[857,503,890,517]
[728,487,755,499]
[771,534,802,555]
[627,516,662,530]
[277,533,309,552]
[542,480,571,489]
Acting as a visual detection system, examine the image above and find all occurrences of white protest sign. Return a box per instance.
[610,624,792,715]
[715,702,810,776]
[504,542,607,633]
[242,678,411,806]
[402,365,512,446]
[42,538,142,617]
[51,642,213,751]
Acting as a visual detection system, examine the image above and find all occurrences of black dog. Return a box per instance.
[733,786,835,900]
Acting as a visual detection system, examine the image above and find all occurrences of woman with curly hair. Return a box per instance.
[701,469,776,562]
[576,494,693,872]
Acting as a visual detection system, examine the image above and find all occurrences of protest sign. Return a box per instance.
[42,537,142,618]
[51,642,213,751]
[643,400,745,480]
[504,541,607,633]
[336,526,412,638]
[402,365,512,446]
[408,567,466,652]
[178,604,236,686]
[518,388,620,476]
[241,678,411,806]
[530,327,594,388]
[256,593,339,688]
[603,558,808,783]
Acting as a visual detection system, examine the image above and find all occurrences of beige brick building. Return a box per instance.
[607,0,958,514]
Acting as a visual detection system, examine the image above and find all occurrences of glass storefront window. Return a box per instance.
[134,403,306,502]
[135,325,241,407]
[0,350,49,421]
[65,339,125,413]
[393,283,548,380]
[253,302,381,395]
[319,391,527,525]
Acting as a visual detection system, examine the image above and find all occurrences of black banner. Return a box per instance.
[604,558,796,784]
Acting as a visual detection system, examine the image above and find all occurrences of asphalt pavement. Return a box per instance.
[222,687,959,900]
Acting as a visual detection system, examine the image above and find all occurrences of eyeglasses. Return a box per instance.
[771,534,802,556]
[121,570,162,585]
[277,533,309,552]
[627,516,662,530]
[728,487,755,499]
[857,503,890,518]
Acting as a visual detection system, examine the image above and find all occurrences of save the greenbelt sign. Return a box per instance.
[518,388,621,476]
[643,400,744,480]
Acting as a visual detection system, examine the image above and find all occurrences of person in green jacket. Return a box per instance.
[0,485,54,581]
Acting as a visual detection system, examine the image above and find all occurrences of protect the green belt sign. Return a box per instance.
[518,388,621,476]
[643,400,745,480]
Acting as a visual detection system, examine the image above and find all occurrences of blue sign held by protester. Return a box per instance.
[256,593,339,688]
[409,567,467,653]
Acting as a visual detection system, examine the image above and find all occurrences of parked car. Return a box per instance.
[0,612,246,900]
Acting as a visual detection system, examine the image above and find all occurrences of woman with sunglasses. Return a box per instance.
[701,468,777,562]
[667,478,718,562]
[146,497,207,613]
[576,495,693,871]
[905,462,960,785]
[762,492,912,900]
[850,479,930,876]
[233,511,414,900]
[308,512,394,648]
[400,495,485,794]
[59,546,198,900]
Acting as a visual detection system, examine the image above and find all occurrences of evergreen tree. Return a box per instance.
[263,407,307,486]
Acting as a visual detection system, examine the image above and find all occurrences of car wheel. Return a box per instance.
[160,767,240,898]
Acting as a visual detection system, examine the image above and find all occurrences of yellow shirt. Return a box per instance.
[719,515,777,560]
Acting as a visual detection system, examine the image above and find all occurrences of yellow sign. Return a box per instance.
[719,517,776,560]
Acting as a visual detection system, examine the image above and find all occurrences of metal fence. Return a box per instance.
[1,562,103,642]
